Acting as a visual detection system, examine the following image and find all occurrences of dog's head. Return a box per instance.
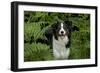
[51,21,79,40]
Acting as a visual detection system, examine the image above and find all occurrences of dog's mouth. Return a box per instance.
[59,33,66,36]
[58,34,66,39]
[59,34,66,39]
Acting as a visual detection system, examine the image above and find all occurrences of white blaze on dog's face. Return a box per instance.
[59,23,66,37]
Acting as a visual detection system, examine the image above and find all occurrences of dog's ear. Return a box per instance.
[45,21,59,35]
[64,21,72,31]
[51,24,56,28]
[64,21,72,26]
[64,21,79,31]
[51,21,59,29]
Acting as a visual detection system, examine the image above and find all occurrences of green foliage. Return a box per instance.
[24,22,43,42]
[24,43,53,61]
[24,11,90,61]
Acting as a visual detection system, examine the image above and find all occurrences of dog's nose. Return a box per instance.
[61,31,64,34]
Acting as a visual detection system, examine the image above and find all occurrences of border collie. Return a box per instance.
[45,21,79,60]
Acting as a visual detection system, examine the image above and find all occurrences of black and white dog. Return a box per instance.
[45,21,79,60]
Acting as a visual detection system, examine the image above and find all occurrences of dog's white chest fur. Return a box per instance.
[53,36,70,59]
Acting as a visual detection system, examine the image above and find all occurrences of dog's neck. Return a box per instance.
[53,36,70,59]
[53,35,69,52]
[53,36,69,46]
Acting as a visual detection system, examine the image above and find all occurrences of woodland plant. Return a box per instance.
[24,11,90,61]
